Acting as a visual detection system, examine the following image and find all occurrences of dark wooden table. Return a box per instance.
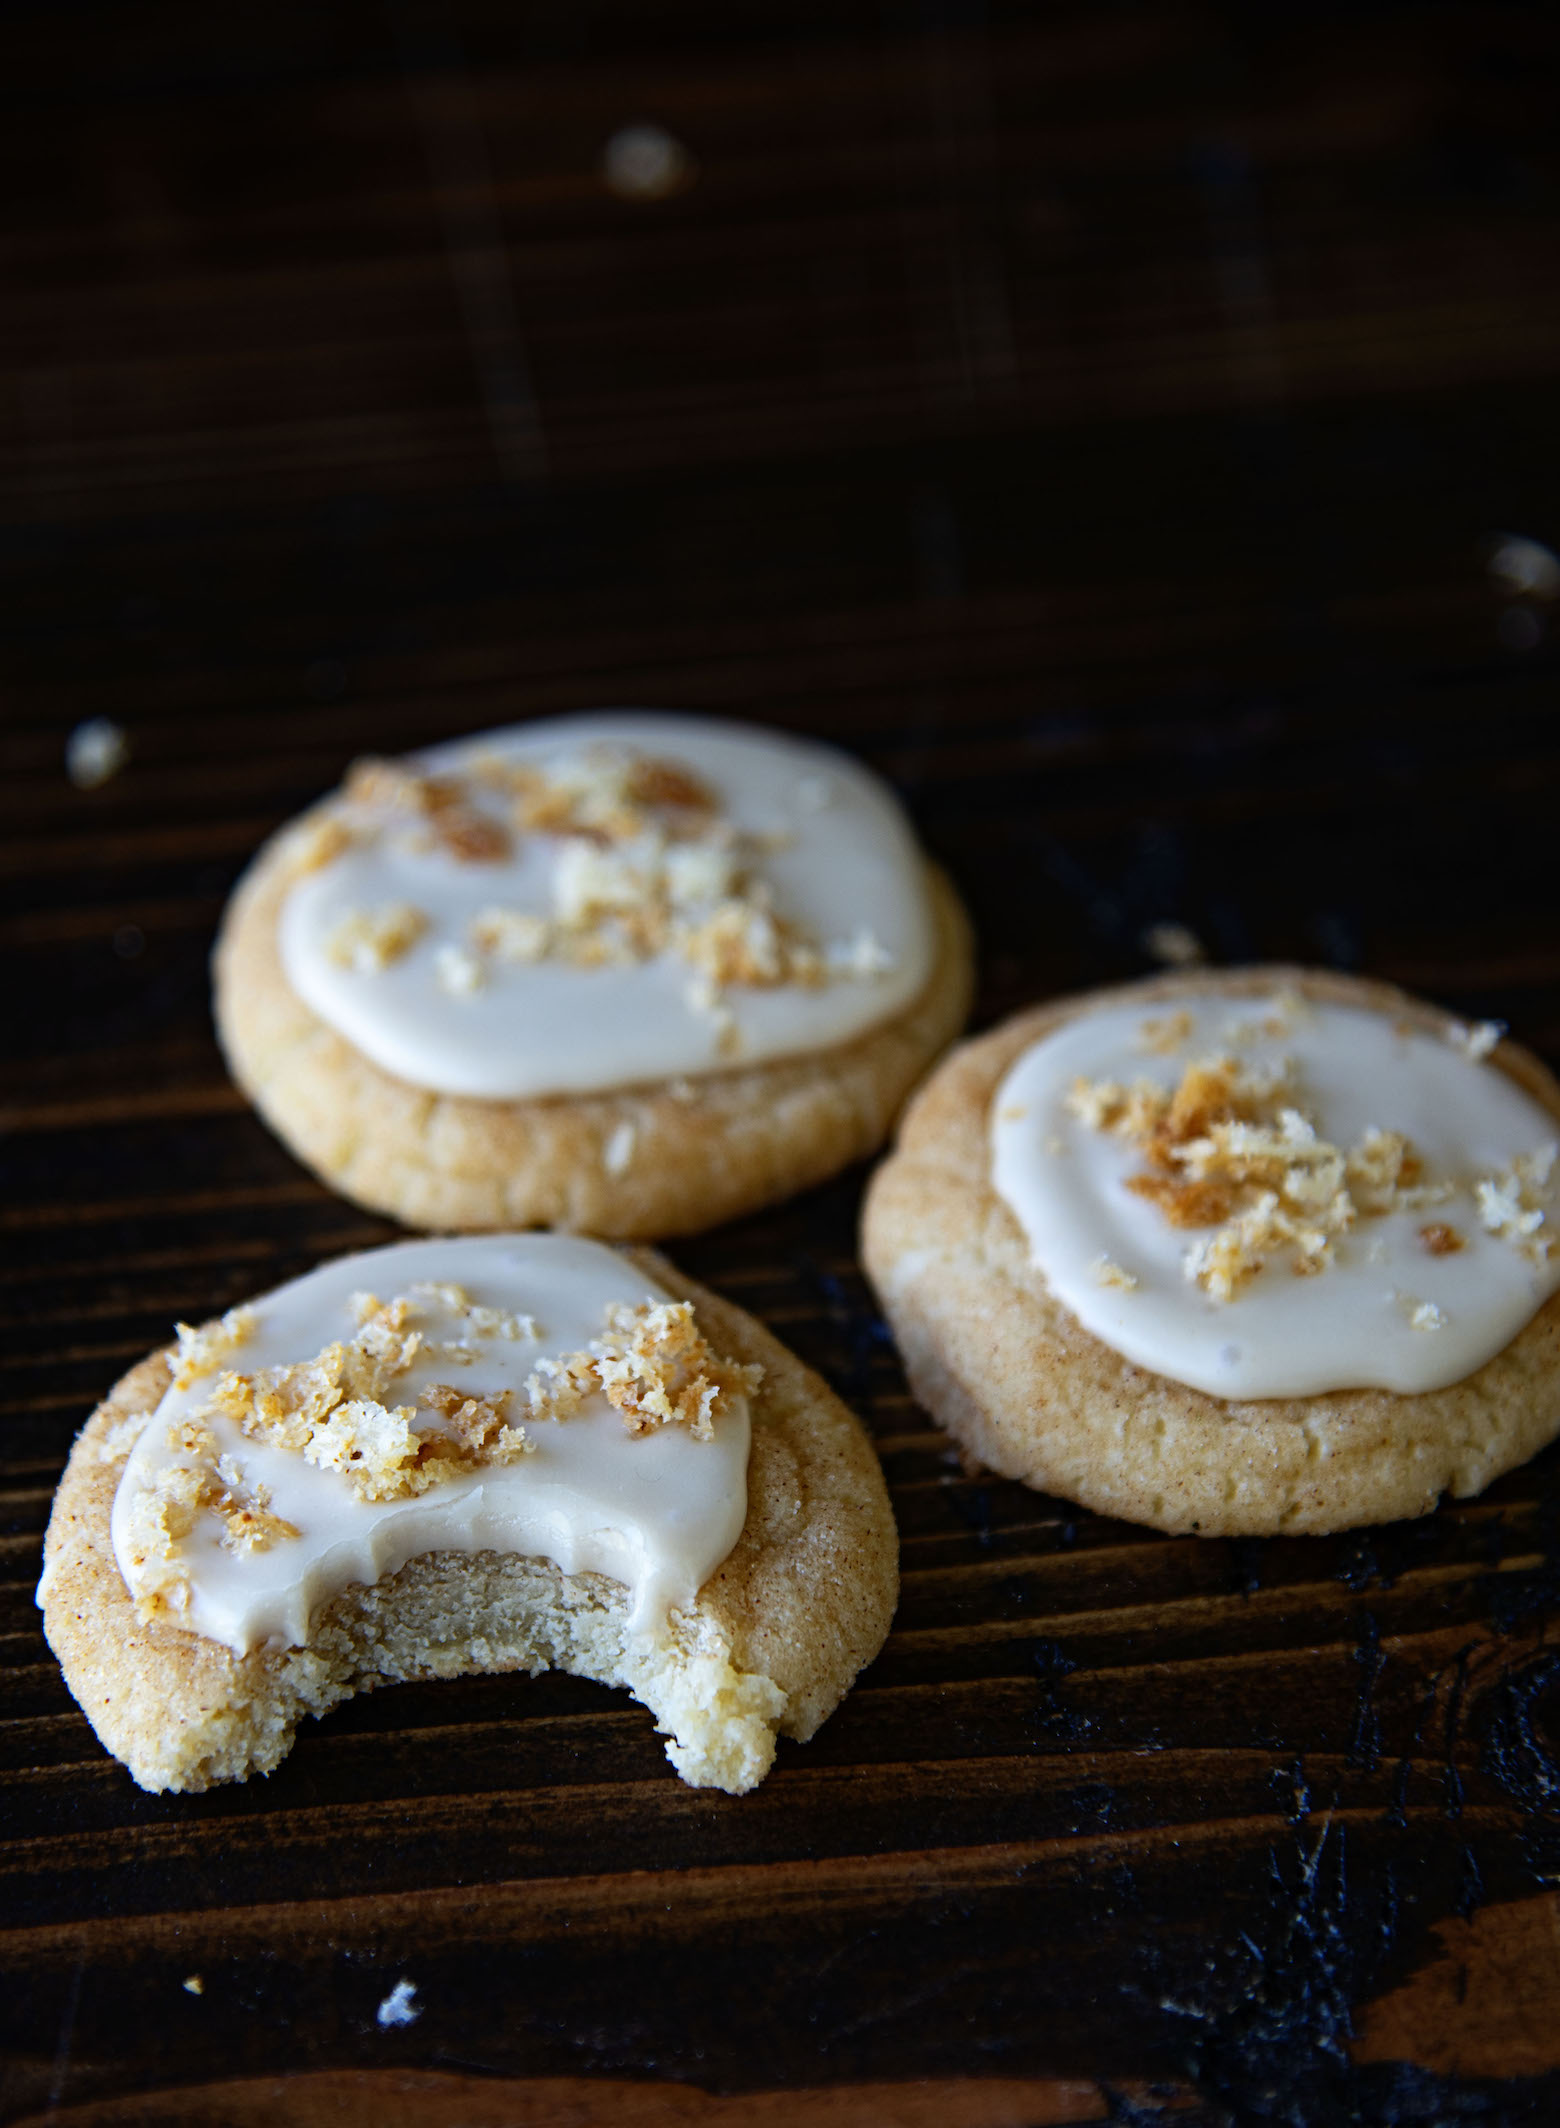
[6,5,1560,2121]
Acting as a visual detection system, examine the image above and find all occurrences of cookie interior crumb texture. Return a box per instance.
[862,966,1560,1538]
[38,1245,898,1795]
[214,713,973,1237]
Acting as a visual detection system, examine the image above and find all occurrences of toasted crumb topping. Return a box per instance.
[325,743,892,1016]
[289,815,355,875]
[122,1417,300,1623]
[324,903,428,973]
[434,943,485,996]
[1399,1295,1446,1331]
[171,1306,259,1391]
[1450,1019,1505,1062]
[1092,1256,1138,1290]
[95,1410,154,1466]
[1419,1222,1465,1257]
[471,906,550,962]
[344,757,511,864]
[1475,1146,1557,1264]
[524,1299,761,1443]
[1066,1052,1456,1301]
[202,1292,541,1502]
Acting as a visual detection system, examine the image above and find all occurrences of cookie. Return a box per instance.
[38,1235,898,1794]
[214,713,972,1236]
[862,967,1560,1536]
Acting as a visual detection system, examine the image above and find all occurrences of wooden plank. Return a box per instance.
[5,1,1560,2118]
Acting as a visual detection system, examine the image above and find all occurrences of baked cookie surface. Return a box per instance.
[214,713,973,1236]
[862,967,1560,1536]
[39,1238,898,1795]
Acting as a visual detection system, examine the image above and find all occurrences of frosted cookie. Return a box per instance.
[862,968,1560,1535]
[38,1234,897,1794]
[215,713,972,1235]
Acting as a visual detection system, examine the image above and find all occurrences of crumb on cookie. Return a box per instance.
[434,943,485,996]
[171,1306,259,1391]
[333,744,893,1015]
[1450,1019,1506,1063]
[122,1417,299,1623]
[1067,1053,1457,1301]
[525,1299,762,1443]
[1475,1145,1557,1264]
[324,903,429,973]
[1092,1256,1138,1290]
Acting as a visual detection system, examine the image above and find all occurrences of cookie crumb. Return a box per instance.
[1449,1019,1505,1063]
[471,907,550,962]
[171,1306,259,1391]
[325,904,428,973]
[1092,1256,1138,1290]
[340,744,884,1010]
[1397,1294,1446,1332]
[290,815,353,874]
[434,943,485,996]
[66,717,130,789]
[1419,1222,1465,1257]
[1142,921,1206,967]
[826,929,895,978]
[526,1299,761,1443]
[1489,535,1560,599]
[1070,1053,1453,1301]
[603,123,694,202]
[1475,1145,1557,1263]
[376,1979,421,2029]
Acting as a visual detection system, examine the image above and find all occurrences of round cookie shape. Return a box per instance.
[38,1237,899,1794]
[215,712,973,1238]
[862,967,1560,1538]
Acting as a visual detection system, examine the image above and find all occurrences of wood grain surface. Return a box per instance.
[5,3,1560,2121]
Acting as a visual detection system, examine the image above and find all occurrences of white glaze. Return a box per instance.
[108,1236,750,1654]
[279,713,935,1098]
[991,995,1560,1398]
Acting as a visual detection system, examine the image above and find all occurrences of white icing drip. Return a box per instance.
[279,713,934,1099]
[990,995,1560,1398]
[109,1236,750,1653]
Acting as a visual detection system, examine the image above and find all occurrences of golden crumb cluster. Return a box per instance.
[308,744,895,1024]
[344,757,513,863]
[1066,1037,1557,1299]
[121,1417,300,1625]
[171,1305,259,1391]
[1475,1147,1558,1263]
[323,902,428,973]
[524,1300,763,1443]
[1066,1052,1456,1301]
[204,1290,536,1506]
